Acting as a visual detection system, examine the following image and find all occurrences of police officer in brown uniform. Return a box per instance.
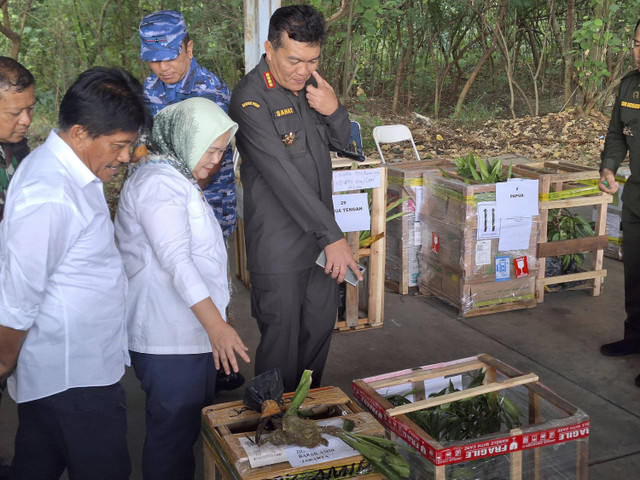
[229,5,362,392]
[599,18,640,387]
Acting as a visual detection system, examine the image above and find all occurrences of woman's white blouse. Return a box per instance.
[115,162,229,354]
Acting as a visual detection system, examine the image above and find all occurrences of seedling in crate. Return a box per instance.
[247,369,410,479]
[386,370,521,443]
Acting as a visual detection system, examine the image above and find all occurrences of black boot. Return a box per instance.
[215,369,245,391]
[600,338,640,356]
[0,460,10,479]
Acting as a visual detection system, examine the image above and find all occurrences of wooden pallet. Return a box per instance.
[510,161,612,302]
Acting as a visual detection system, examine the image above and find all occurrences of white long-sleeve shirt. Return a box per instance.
[0,131,129,403]
[114,161,229,355]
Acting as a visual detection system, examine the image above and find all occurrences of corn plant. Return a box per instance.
[442,152,513,184]
[358,195,411,248]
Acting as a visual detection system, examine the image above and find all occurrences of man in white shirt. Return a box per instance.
[0,67,151,480]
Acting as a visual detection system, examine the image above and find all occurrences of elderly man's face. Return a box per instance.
[75,129,138,182]
[0,85,35,144]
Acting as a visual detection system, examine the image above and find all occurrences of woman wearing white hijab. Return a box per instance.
[115,97,250,479]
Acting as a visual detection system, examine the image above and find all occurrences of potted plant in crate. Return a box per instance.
[387,370,521,479]
[545,208,594,286]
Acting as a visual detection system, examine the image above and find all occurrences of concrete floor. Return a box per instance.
[1,253,639,479]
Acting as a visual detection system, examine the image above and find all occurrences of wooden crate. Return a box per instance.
[418,171,540,317]
[201,386,387,480]
[233,157,387,333]
[353,354,589,480]
[332,161,387,332]
[233,168,250,288]
[385,160,453,294]
[510,161,612,302]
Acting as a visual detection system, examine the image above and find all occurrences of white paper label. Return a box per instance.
[475,239,492,266]
[477,202,499,239]
[239,437,288,468]
[333,193,371,232]
[333,168,381,192]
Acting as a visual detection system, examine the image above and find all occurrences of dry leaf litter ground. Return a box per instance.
[366,109,611,169]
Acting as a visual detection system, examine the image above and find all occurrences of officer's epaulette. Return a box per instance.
[263,71,276,89]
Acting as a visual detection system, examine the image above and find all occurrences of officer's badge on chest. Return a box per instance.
[281,132,296,146]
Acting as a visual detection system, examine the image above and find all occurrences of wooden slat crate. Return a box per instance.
[418,170,540,317]
[353,354,589,480]
[201,386,386,480]
[510,161,612,302]
[233,156,387,333]
[333,162,387,332]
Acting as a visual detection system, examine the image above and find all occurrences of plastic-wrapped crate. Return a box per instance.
[353,355,589,480]
[386,161,452,294]
[418,171,540,316]
[201,386,387,480]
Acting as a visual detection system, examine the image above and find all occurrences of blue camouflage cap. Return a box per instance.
[139,10,188,62]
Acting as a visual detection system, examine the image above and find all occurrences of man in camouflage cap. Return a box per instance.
[139,9,236,240]
[139,10,244,395]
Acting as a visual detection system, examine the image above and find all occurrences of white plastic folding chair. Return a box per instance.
[372,124,421,163]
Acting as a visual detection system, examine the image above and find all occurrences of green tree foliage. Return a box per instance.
[2,0,640,135]
[0,0,244,137]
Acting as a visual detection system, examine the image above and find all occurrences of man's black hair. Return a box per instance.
[636,19,640,35]
[268,5,326,49]
[59,67,152,138]
[0,56,34,93]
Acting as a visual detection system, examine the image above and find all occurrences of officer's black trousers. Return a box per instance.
[622,205,640,339]
[250,266,339,392]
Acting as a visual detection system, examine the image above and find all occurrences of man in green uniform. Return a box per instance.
[0,57,35,222]
[599,19,640,387]
[229,4,362,392]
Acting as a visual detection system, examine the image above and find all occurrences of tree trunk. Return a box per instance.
[392,16,413,114]
[0,0,33,60]
[564,0,575,105]
[455,45,496,114]
[454,3,505,114]
[340,0,356,102]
